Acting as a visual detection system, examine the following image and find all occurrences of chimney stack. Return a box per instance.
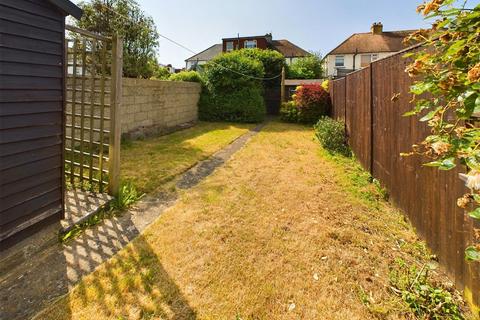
[265,33,273,43]
[371,22,383,35]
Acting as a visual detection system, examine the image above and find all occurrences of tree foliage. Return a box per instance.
[232,48,286,86]
[199,50,266,123]
[76,0,160,78]
[405,0,480,260]
[287,52,324,79]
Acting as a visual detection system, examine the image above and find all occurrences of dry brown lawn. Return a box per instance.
[36,121,467,319]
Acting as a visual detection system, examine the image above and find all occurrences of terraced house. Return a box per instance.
[325,22,415,78]
[185,33,310,70]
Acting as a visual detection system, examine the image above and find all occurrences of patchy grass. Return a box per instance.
[121,121,254,193]
[37,121,471,320]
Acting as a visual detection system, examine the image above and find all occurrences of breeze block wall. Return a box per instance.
[121,78,201,139]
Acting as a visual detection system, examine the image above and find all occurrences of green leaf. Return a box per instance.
[475,96,480,114]
[439,158,456,170]
[411,82,433,95]
[473,194,480,203]
[403,110,418,117]
[420,110,437,122]
[465,246,480,262]
[468,207,480,220]
[446,39,466,56]
[424,160,442,167]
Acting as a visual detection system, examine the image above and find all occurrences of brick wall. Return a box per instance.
[121,78,201,138]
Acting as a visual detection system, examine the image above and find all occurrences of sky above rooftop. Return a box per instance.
[76,0,474,68]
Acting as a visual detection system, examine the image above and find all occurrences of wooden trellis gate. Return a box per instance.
[64,25,122,196]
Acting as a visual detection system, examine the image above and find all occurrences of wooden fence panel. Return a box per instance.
[329,49,480,307]
[330,77,345,120]
[345,67,371,172]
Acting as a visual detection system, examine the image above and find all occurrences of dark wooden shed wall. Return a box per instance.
[0,0,65,245]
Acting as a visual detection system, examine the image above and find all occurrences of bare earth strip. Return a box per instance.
[36,121,465,319]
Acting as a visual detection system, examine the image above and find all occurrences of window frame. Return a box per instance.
[335,55,345,68]
[244,39,257,49]
[226,41,234,52]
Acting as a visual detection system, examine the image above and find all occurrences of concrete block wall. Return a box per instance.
[121,78,201,138]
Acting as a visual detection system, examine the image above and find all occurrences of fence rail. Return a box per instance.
[329,48,480,307]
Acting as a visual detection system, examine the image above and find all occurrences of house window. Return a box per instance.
[335,55,345,67]
[244,40,257,49]
[226,41,234,52]
[360,54,378,68]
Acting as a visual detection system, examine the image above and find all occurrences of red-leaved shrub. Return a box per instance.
[291,84,331,123]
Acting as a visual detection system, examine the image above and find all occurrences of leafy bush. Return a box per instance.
[389,259,463,320]
[150,63,171,80]
[199,87,265,123]
[232,48,286,87]
[287,53,324,79]
[279,101,299,123]
[280,84,330,124]
[199,50,266,123]
[169,70,203,83]
[314,116,350,156]
[203,52,264,92]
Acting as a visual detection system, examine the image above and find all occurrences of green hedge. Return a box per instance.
[198,50,268,123]
[169,70,203,83]
[199,87,265,123]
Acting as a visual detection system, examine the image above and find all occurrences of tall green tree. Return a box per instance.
[76,0,160,78]
[287,52,324,79]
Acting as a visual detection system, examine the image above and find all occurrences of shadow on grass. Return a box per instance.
[44,236,196,319]
[30,207,196,320]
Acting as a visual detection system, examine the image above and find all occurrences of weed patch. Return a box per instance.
[389,258,464,319]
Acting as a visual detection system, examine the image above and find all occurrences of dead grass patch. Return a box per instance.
[121,121,254,193]
[36,121,471,320]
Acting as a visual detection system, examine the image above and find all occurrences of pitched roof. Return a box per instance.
[271,40,310,58]
[47,0,83,19]
[185,44,223,62]
[326,30,415,56]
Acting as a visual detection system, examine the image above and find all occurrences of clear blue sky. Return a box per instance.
[122,0,436,67]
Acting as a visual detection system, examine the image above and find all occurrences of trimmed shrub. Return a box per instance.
[314,116,351,156]
[169,70,203,83]
[199,87,265,123]
[199,50,266,123]
[279,101,299,123]
[233,48,286,87]
[280,84,331,124]
[203,52,264,92]
[293,84,331,123]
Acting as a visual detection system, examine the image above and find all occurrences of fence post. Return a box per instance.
[108,35,123,196]
[280,66,285,103]
[369,65,374,176]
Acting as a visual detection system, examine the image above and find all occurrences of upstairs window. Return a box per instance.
[244,40,257,49]
[360,54,379,68]
[335,55,345,67]
[226,41,234,52]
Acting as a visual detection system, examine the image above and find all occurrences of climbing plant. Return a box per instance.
[404,0,480,261]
